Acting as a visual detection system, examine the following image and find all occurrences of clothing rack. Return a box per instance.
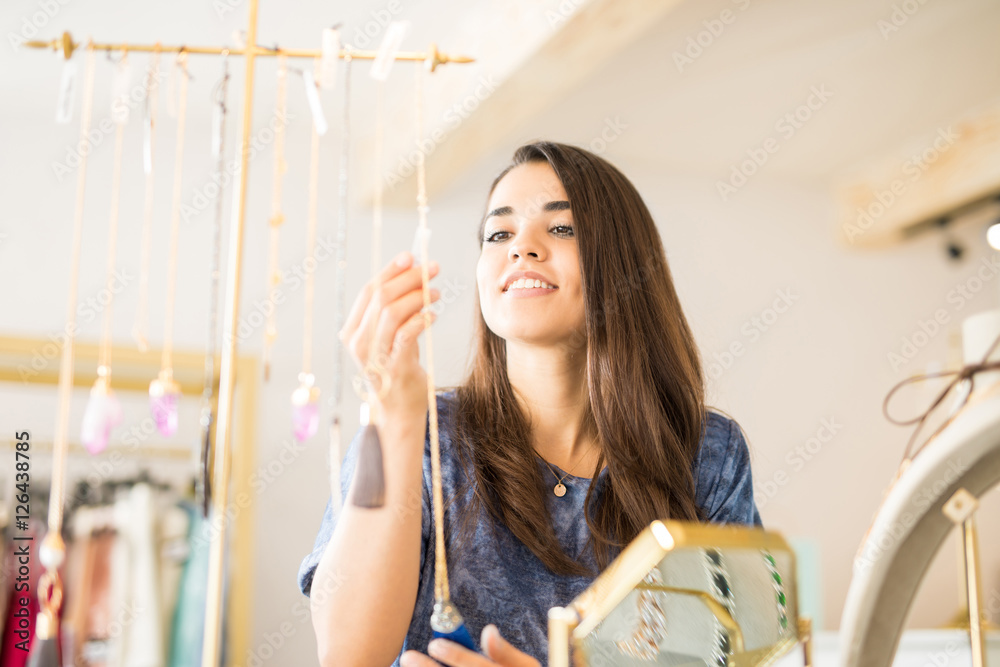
[0,333,258,667]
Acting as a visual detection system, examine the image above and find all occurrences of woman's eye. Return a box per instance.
[483,226,573,243]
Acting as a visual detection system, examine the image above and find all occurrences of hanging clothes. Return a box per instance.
[119,483,163,667]
[0,519,44,667]
[157,503,189,649]
[166,501,210,667]
[80,527,115,667]
[62,507,98,667]
[3,474,222,667]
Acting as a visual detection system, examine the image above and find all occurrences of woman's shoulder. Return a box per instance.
[695,408,746,468]
[435,386,460,410]
[693,408,762,527]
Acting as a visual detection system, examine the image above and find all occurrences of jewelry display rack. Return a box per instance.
[24,3,473,664]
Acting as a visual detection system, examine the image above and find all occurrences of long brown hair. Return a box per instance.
[446,141,706,577]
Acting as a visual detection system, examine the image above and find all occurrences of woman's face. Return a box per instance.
[476,161,586,348]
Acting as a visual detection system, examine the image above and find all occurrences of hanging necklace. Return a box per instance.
[290,56,325,442]
[262,53,287,382]
[329,44,349,515]
[539,443,595,497]
[349,26,402,508]
[133,45,161,352]
[29,41,97,667]
[149,49,190,436]
[81,46,130,455]
[197,50,230,517]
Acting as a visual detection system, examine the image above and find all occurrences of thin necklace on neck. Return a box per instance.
[539,445,594,497]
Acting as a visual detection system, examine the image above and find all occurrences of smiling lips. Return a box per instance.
[503,278,557,298]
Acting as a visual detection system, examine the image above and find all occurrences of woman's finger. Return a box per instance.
[373,289,440,361]
[339,250,416,343]
[400,650,441,667]
[480,625,539,666]
[346,262,440,363]
[390,307,438,359]
[427,638,497,667]
[350,287,437,369]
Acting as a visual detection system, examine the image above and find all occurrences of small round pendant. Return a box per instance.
[554,483,567,497]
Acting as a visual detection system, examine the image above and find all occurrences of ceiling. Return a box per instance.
[2,0,998,208]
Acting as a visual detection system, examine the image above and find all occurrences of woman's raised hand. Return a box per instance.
[339,250,442,425]
[400,625,541,667]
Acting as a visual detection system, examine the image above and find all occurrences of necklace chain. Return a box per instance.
[539,444,595,497]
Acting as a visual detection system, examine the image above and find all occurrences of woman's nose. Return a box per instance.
[507,228,546,261]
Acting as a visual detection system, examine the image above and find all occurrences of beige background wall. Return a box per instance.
[2,0,999,664]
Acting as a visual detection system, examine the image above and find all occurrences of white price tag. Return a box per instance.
[302,69,328,136]
[370,21,410,81]
[55,59,79,124]
[411,227,432,266]
[320,28,340,89]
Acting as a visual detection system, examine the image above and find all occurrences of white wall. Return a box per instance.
[3,0,1000,665]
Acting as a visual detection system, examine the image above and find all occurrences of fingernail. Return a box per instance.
[430,288,441,299]
[396,251,411,267]
[428,639,446,657]
[428,260,439,271]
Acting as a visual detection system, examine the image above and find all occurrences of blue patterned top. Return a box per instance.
[297,389,762,665]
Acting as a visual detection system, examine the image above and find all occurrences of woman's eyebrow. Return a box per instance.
[484,200,570,220]
[485,205,514,219]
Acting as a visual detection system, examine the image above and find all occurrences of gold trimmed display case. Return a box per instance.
[548,520,812,667]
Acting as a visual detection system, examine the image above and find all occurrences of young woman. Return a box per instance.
[298,141,762,667]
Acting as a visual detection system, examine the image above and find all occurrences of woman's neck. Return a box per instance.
[506,340,601,477]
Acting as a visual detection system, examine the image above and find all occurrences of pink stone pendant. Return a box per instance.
[291,372,321,442]
[81,373,123,455]
[149,369,181,436]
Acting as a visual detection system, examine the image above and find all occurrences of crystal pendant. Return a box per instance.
[149,369,181,436]
[81,370,123,455]
[431,599,477,652]
[291,372,321,442]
